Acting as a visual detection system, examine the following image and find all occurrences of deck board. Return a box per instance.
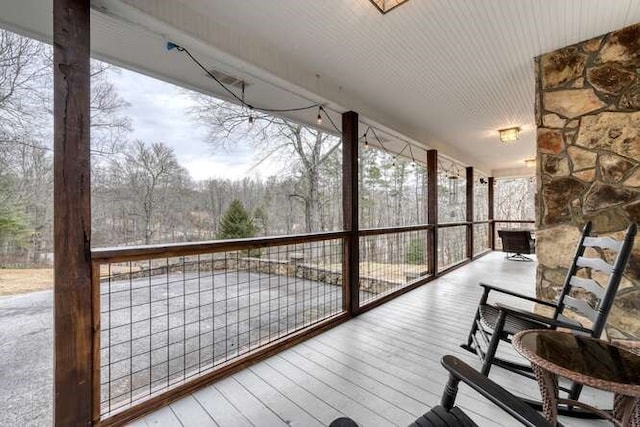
[249,362,343,425]
[141,406,182,426]
[213,377,287,427]
[280,349,417,424]
[290,344,426,417]
[170,395,218,426]
[234,369,325,427]
[266,356,392,426]
[130,253,610,426]
[192,385,252,426]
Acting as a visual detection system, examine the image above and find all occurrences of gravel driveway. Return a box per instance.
[0,290,52,427]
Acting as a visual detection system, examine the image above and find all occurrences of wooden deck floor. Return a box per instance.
[128,252,610,427]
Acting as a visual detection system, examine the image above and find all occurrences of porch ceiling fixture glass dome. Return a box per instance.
[369,0,411,14]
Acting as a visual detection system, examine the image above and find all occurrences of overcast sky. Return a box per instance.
[109,67,281,181]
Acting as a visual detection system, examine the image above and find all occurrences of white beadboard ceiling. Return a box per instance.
[2,0,640,175]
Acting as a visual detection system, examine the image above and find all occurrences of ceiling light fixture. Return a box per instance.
[369,0,411,14]
[499,127,520,143]
[524,158,536,168]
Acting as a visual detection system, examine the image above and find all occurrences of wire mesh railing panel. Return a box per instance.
[97,237,343,417]
[358,228,430,306]
[473,223,490,256]
[438,226,467,270]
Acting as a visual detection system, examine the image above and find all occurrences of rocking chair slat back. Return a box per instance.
[563,296,598,323]
[568,276,604,299]
[575,256,613,275]
[583,236,622,252]
[554,222,637,338]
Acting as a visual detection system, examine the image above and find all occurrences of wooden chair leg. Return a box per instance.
[481,310,506,376]
[463,288,490,350]
[568,382,583,400]
[464,309,480,349]
[441,372,461,410]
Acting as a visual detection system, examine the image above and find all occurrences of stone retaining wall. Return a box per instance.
[106,255,403,295]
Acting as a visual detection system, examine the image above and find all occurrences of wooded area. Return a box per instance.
[0,29,534,269]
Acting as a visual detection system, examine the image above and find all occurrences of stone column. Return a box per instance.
[535,23,640,340]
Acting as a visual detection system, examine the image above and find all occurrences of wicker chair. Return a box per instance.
[462,221,637,405]
[329,355,551,427]
[498,229,535,261]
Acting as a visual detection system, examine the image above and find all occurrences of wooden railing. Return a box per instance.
[356,220,494,310]
[91,232,349,425]
[89,218,499,424]
[358,224,434,307]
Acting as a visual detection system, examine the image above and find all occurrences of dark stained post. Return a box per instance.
[342,111,359,315]
[426,150,438,276]
[488,177,495,250]
[53,0,93,425]
[466,167,474,259]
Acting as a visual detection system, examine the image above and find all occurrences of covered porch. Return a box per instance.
[1,0,639,426]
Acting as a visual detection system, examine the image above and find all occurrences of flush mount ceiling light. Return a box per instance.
[524,158,536,168]
[369,0,411,14]
[499,127,520,143]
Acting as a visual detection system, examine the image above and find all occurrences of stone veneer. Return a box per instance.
[535,23,640,340]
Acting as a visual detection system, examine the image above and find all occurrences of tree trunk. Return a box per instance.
[307,166,320,232]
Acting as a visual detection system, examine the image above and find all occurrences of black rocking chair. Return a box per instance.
[462,221,637,406]
[330,355,552,427]
[498,229,535,261]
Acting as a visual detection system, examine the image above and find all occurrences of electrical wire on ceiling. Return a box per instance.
[167,41,343,133]
[362,124,430,168]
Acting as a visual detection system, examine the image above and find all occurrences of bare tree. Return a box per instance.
[190,98,340,233]
[495,178,535,220]
[89,62,132,157]
[0,30,49,143]
[0,28,133,264]
[108,141,191,244]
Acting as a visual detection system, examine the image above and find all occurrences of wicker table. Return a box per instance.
[512,329,640,426]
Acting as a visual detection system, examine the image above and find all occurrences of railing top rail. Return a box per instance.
[493,219,535,223]
[438,221,471,228]
[359,224,434,236]
[91,231,348,263]
[358,220,511,235]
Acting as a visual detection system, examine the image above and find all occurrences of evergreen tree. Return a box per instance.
[0,173,27,256]
[217,199,257,240]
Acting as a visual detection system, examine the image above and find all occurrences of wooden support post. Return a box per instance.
[488,177,495,250]
[53,0,93,425]
[342,111,359,315]
[466,167,474,259]
[426,150,438,276]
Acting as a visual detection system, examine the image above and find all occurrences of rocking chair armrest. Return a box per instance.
[494,303,592,334]
[479,283,557,307]
[441,355,552,427]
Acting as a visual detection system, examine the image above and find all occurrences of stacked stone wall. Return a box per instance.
[106,256,404,295]
[535,23,640,339]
